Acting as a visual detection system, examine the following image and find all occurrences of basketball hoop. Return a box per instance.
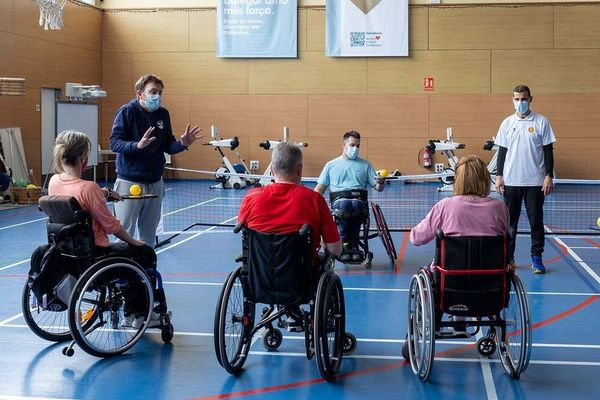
[0,78,26,96]
[37,0,67,30]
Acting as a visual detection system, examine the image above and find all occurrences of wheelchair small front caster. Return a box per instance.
[343,332,357,355]
[62,346,74,357]
[161,323,174,343]
[476,337,497,356]
[262,328,283,350]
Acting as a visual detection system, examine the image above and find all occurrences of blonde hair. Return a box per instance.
[53,130,91,173]
[453,155,491,197]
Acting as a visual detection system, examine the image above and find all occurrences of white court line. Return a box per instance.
[548,227,600,287]
[0,217,47,231]
[155,216,237,254]
[0,313,23,326]
[475,325,497,400]
[0,259,29,272]
[162,196,221,217]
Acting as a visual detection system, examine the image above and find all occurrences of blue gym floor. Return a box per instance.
[1,182,599,400]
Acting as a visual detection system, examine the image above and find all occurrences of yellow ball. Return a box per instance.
[26,184,37,190]
[379,169,388,178]
[597,216,600,228]
[129,184,142,196]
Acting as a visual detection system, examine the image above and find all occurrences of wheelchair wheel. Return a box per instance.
[22,282,71,342]
[499,273,532,379]
[406,270,435,381]
[343,332,357,355]
[477,337,497,356]
[262,328,283,350]
[68,258,153,358]
[314,271,345,381]
[371,202,397,264]
[214,267,255,374]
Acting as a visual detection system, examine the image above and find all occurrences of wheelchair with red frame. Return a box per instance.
[329,189,397,268]
[213,223,357,381]
[403,230,532,381]
[23,195,173,357]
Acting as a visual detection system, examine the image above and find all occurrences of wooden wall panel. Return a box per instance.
[554,138,600,179]
[555,5,600,49]
[0,32,48,90]
[306,8,325,52]
[429,94,513,140]
[410,6,429,51]
[188,54,248,95]
[14,1,102,51]
[0,0,13,33]
[102,52,133,95]
[189,9,216,52]
[132,52,193,95]
[368,50,491,94]
[307,95,429,138]
[249,52,367,94]
[103,11,188,53]
[430,5,553,50]
[298,8,307,53]
[99,95,131,146]
[46,44,102,90]
[552,94,600,139]
[492,49,600,94]
[189,95,308,138]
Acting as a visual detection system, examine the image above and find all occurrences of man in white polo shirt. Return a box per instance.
[495,85,556,274]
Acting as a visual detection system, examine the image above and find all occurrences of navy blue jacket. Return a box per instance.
[109,99,186,182]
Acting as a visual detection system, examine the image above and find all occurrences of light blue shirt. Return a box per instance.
[317,156,377,192]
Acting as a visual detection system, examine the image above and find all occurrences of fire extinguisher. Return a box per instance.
[419,141,434,168]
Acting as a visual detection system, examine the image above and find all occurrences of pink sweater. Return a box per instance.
[48,175,122,247]
[410,195,509,246]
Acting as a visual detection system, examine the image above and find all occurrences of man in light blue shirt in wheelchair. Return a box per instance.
[315,130,385,262]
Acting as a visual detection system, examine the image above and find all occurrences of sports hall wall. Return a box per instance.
[0,0,101,180]
[2,1,600,180]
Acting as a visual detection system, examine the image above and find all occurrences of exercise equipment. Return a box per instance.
[256,127,308,187]
[203,126,254,189]
[422,127,465,192]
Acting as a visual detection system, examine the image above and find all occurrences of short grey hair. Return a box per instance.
[272,142,302,178]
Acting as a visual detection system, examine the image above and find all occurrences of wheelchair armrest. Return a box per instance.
[234,253,245,263]
[435,229,445,241]
[299,224,309,236]
[233,223,244,234]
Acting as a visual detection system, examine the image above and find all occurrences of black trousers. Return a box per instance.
[503,186,545,259]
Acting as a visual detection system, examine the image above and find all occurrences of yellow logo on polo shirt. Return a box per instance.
[528,127,535,133]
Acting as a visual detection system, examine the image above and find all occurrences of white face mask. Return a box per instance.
[345,146,359,160]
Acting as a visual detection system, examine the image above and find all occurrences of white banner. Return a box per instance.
[326,0,408,57]
[217,0,297,58]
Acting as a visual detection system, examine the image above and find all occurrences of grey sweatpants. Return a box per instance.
[114,178,164,247]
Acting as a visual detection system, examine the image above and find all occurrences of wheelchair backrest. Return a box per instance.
[39,195,95,258]
[242,224,313,306]
[433,231,508,316]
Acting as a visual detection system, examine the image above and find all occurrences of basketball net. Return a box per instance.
[37,0,67,30]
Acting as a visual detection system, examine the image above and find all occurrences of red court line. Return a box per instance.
[394,232,410,274]
[190,295,598,400]
[584,238,600,249]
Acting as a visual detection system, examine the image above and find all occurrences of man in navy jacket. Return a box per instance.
[110,74,202,246]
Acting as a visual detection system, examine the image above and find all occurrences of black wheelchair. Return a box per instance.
[403,230,532,381]
[329,190,396,268]
[23,195,173,357]
[213,224,357,380]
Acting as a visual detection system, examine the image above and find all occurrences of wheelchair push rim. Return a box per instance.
[68,258,153,358]
[214,266,255,374]
[499,273,532,378]
[314,271,345,381]
[406,270,435,381]
[371,202,397,264]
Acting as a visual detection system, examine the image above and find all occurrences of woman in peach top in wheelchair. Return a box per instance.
[410,155,510,335]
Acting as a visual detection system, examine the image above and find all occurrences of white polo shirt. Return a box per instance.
[495,111,556,186]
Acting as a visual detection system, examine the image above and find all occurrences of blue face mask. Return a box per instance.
[345,146,359,160]
[144,94,161,112]
[513,100,529,114]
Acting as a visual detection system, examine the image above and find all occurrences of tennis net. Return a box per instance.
[158,167,600,245]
